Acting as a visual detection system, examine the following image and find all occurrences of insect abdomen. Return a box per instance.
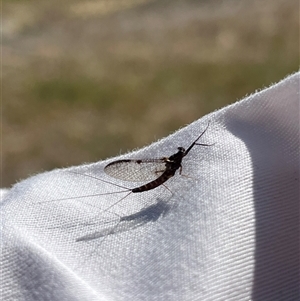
[132,171,174,193]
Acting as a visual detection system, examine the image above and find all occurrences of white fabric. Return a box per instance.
[1,72,299,301]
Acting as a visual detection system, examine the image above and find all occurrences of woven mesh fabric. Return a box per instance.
[1,72,299,301]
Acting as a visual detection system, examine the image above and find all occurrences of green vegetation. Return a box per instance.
[3,0,299,186]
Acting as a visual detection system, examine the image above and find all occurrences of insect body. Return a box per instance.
[104,121,213,193]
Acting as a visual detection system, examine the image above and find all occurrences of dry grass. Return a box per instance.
[2,0,299,187]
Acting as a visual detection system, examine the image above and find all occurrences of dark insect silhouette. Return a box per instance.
[103,121,213,194]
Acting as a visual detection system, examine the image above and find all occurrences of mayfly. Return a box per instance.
[104,122,213,194]
[60,122,213,209]
[41,122,213,240]
[68,122,213,241]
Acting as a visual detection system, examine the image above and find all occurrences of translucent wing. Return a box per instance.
[104,158,167,182]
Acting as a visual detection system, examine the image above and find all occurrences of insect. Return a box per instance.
[103,121,213,194]
[68,121,214,213]
[49,122,213,210]
[41,122,213,241]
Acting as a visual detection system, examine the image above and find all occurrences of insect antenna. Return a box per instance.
[184,121,213,155]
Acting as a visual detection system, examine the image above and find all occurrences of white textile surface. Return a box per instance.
[1,73,299,301]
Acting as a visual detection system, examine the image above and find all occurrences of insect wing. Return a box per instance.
[104,158,167,182]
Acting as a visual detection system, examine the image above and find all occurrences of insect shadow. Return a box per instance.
[76,198,174,242]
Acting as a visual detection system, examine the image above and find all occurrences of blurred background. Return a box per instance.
[2,0,299,188]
